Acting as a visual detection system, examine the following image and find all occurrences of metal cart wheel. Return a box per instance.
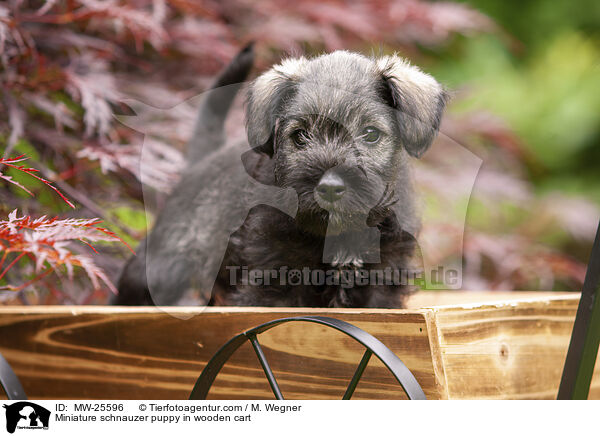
[0,352,27,400]
[189,315,426,400]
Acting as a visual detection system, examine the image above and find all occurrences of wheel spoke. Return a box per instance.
[342,349,372,400]
[248,334,284,400]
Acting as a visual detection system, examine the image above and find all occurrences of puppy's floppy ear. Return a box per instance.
[246,57,306,157]
[377,55,449,158]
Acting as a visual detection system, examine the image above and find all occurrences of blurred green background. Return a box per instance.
[443,0,600,200]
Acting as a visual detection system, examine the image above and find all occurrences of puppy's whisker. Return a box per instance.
[384,197,400,208]
[349,143,368,179]
[381,183,391,201]
[371,183,392,210]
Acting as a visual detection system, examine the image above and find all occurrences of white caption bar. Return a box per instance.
[0,400,593,436]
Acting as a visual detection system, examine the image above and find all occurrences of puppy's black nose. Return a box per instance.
[316,171,346,203]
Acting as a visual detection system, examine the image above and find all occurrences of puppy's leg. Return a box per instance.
[113,241,152,305]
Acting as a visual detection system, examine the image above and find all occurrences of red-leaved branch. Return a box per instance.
[0,210,123,293]
[1,154,128,294]
[0,155,75,208]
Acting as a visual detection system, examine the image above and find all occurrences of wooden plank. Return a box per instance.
[0,291,570,314]
[407,291,575,309]
[0,308,439,400]
[430,294,600,399]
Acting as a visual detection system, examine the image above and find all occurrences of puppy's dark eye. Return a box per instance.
[361,126,381,144]
[291,129,308,148]
[360,126,381,144]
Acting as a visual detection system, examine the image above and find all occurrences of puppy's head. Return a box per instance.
[247,51,448,235]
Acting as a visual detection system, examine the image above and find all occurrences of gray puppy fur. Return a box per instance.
[116,48,448,307]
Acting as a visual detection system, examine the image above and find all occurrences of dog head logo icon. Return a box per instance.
[3,402,50,434]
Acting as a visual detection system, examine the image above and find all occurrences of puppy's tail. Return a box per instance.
[187,43,255,163]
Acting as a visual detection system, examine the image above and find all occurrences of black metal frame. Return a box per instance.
[0,352,27,400]
[189,315,426,400]
[558,220,600,399]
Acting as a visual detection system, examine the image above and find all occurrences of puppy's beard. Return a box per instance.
[295,194,374,236]
[295,209,368,236]
[323,210,369,235]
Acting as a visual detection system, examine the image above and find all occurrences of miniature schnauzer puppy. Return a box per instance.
[116,47,448,308]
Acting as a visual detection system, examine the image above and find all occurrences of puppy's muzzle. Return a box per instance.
[316,170,346,203]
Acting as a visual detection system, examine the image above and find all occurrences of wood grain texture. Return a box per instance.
[0,291,596,400]
[0,307,437,400]
[430,294,600,399]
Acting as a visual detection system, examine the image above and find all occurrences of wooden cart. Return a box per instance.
[1,291,598,400]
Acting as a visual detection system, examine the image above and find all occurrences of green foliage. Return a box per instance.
[107,206,149,247]
[3,140,58,209]
[459,0,600,52]
[435,31,600,199]
[111,207,147,231]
